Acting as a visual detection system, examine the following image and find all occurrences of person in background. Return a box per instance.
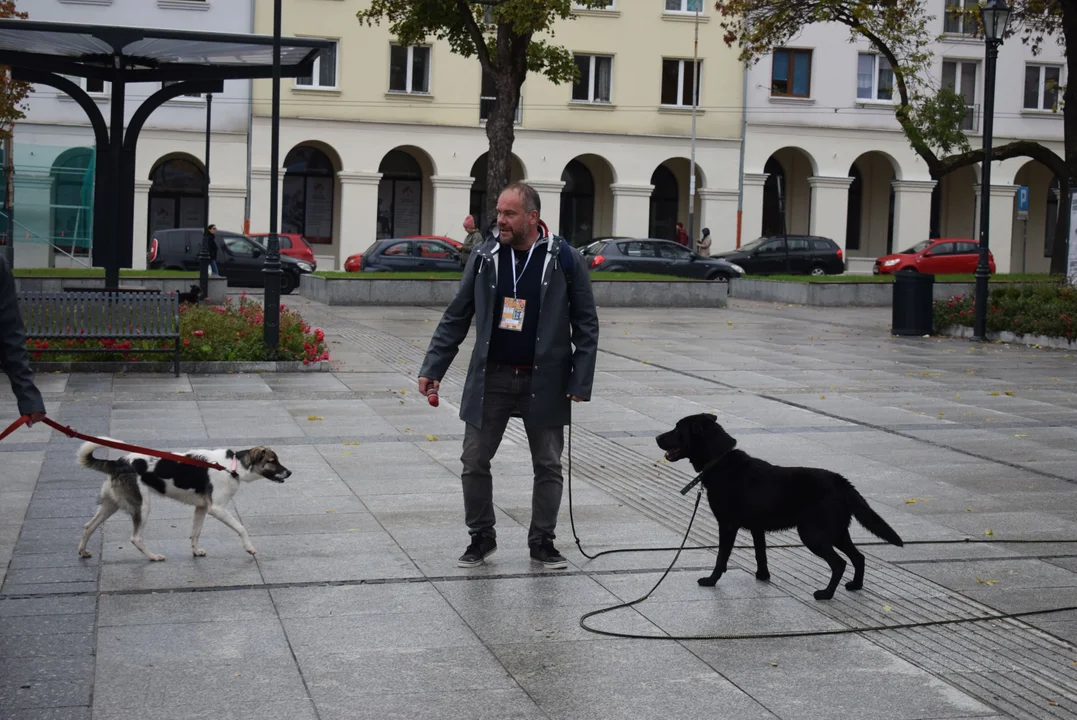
[675,222,689,247]
[204,224,219,276]
[460,215,483,268]
[697,227,712,258]
[0,256,46,427]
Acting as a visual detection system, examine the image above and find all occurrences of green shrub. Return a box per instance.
[29,295,329,364]
[933,282,1077,340]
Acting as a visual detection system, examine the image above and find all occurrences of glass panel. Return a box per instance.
[572,55,590,100]
[792,51,810,96]
[942,61,956,91]
[389,45,408,91]
[1024,65,1041,109]
[661,59,680,105]
[944,1,964,33]
[682,60,699,106]
[318,44,336,87]
[595,56,612,102]
[86,77,105,93]
[959,62,976,104]
[771,50,789,95]
[665,0,682,10]
[856,54,873,99]
[787,238,810,251]
[686,0,702,10]
[876,56,892,100]
[411,46,429,93]
[657,242,691,259]
[383,242,409,255]
[1044,66,1061,109]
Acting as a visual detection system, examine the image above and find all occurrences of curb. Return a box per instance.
[938,325,1077,350]
[29,360,332,374]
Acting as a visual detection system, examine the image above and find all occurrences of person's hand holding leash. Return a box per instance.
[26,411,46,427]
[419,377,440,407]
[567,395,585,403]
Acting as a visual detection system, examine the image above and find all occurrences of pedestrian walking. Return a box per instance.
[204,224,219,276]
[418,182,599,570]
[459,215,484,268]
[697,227,712,257]
[0,256,46,426]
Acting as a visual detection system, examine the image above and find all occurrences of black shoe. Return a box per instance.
[457,536,497,568]
[530,543,568,569]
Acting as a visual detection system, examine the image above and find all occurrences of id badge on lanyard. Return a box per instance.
[499,242,538,332]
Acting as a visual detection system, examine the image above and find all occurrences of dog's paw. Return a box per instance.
[755,570,771,582]
[192,548,207,557]
[697,575,719,587]
[148,554,166,562]
[813,589,834,601]
[245,547,257,556]
[78,549,93,559]
[844,580,863,592]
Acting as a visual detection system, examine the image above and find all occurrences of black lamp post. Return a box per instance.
[263,0,282,352]
[199,92,212,300]
[973,0,1012,340]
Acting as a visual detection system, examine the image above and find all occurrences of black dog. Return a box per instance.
[656,413,903,600]
[178,284,201,305]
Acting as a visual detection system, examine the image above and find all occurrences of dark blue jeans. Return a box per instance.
[460,365,565,547]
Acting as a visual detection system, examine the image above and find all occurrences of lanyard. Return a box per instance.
[509,240,539,299]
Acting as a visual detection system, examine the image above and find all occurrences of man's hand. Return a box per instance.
[419,377,440,396]
[567,395,586,403]
[26,411,46,427]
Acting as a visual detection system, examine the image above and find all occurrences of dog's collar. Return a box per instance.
[679,450,732,496]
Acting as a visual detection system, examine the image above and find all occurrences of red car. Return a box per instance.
[874,238,995,275]
[248,233,317,268]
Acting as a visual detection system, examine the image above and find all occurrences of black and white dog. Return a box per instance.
[77,441,291,561]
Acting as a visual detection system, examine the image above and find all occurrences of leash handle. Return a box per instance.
[0,414,226,472]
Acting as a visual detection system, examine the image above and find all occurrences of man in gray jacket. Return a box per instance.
[418,183,599,569]
[0,257,46,426]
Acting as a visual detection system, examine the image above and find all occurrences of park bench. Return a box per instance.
[18,290,181,376]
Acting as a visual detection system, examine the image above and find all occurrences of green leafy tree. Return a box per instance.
[716,0,1073,273]
[357,0,609,223]
[0,1,30,140]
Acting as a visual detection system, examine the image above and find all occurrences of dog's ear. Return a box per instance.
[247,447,267,464]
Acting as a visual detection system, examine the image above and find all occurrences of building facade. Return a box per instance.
[742,2,1066,274]
[248,0,744,270]
[15,0,252,269]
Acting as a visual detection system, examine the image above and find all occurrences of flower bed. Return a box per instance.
[29,295,329,364]
[933,283,1077,341]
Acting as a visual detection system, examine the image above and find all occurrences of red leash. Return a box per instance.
[0,415,227,472]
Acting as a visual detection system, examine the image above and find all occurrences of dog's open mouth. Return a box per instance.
[664,448,686,462]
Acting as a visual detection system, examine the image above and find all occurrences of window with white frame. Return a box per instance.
[573,0,614,8]
[64,75,107,95]
[665,0,702,11]
[660,58,701,106]
[295,42,338,89]
[942,59,978,130]
[943,0,973,35]
[856,54,893,101]
[389,44,430,94]
[162,81,204,99]
[572,54,612,103]
[1024,64,1061,111]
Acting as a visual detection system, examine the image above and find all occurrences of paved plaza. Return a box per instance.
[2,297,1077,719]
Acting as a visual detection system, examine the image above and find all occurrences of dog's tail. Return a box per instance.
[848,484,904,547]
[77,440,126,475]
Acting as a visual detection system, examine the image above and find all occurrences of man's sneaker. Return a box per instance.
[530,543,568,569]
[457,536,497,568]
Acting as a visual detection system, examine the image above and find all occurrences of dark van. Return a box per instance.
[147,228,312,294]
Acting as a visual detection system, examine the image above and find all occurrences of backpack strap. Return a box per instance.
[549,235,575,283]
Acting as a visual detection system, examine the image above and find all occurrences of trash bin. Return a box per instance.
[891,271,935,336]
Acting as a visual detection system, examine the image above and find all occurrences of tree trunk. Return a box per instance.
[1055,3,1077,275]
[483,76,519,228]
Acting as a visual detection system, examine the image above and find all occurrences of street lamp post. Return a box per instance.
[264,0,282,352]
[973,0,1012,341]
[199,92,212,300]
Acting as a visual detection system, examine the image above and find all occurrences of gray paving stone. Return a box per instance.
[314,690,546,720]
[98,588,275,627]
[269,582,448,619]
[0,707,90,720]
[97,619,293,664]
[282,607,483,658]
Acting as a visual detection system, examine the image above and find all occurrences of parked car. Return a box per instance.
[344,237,463,273]
[714,235,845,276]
[582,238,744,281]
[147,228,312,294]
[406,235,463,250]
[873,238,995,275]
[248,232,317,268]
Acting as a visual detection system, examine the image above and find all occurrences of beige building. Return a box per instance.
[248,0,744,270]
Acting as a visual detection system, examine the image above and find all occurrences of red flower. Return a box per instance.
[193,330,205,338]
[183,339,190,346]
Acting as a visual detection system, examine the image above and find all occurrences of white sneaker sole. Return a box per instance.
[457,546,496,568]
[531,556,568,570]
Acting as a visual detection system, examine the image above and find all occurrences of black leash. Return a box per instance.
[565,419,1077,641]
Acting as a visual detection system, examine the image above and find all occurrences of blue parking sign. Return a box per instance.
[1017,186,1030,212]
